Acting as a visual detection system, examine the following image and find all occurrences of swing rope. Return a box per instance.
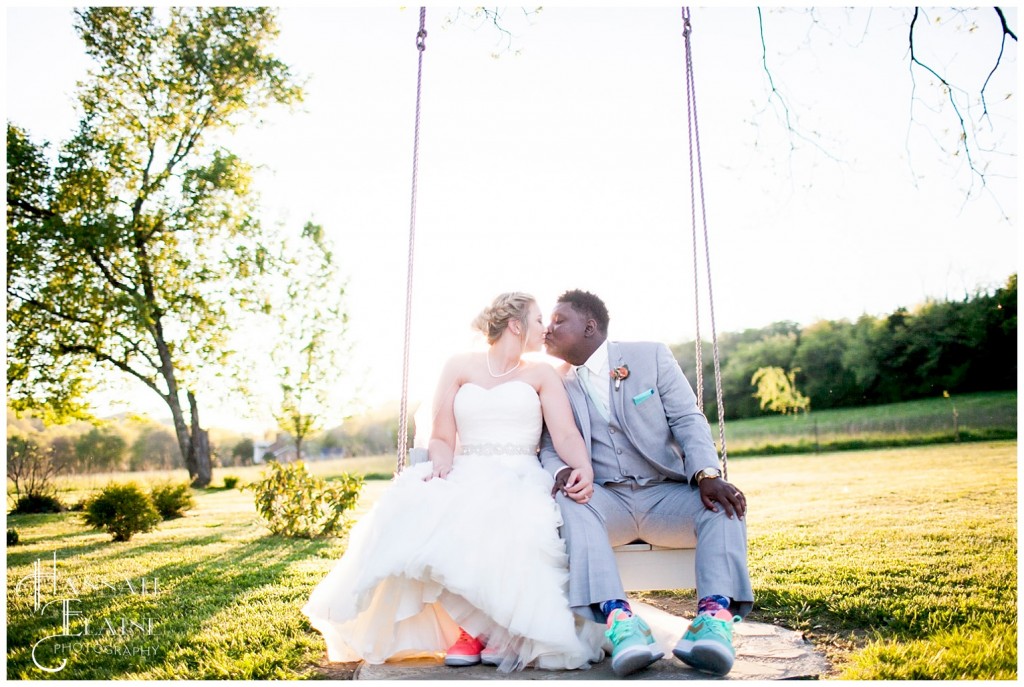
[682,7,729,478]
[394,8,730,479]
[396,7,428,475]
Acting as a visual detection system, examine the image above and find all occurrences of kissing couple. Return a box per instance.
[303,290,753,676]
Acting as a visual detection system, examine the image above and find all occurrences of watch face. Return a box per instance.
[699,468,720,481]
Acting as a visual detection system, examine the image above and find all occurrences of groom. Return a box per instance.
[540,289,753,677]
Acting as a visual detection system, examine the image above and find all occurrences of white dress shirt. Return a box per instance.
[578,341,610,416]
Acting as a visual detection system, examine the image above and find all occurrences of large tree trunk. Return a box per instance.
[166,391,193,476]
[187,391,212,487]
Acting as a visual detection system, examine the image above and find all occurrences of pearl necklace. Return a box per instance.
[486,351,521,378]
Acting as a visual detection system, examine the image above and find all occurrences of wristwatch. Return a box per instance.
[694,467,722,485]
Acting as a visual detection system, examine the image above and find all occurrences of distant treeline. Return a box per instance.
[673,274,1016,421]
[6,411,253,475]
[8,276,1014,471]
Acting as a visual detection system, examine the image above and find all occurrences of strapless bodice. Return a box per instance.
[453,381,542,452]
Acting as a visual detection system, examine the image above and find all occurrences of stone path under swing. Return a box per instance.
[351,600,830,680]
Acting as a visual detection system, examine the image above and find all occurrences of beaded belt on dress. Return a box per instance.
[457,443,539,456]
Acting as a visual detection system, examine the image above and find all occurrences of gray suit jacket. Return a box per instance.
[540,341,720,484]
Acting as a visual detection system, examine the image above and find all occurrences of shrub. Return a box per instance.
[222,476,240,489]
[249,461,363,539]
[10,493,65,514]
[150,481,195,520]
[81,482,161,542]
[7,434,63,505]
[8,529,20,546]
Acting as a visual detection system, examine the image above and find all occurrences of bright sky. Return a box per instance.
[4,6,1018,434]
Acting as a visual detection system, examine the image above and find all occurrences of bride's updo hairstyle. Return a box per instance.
[472,292,536,345]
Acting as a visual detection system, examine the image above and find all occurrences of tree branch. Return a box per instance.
[58,343,167,400]
[83,243,138,294]
[7,197,56,220]
[980,6,1018,118]
[907,7,980,186]
[111,328,162,373]
[755,8,844,166]
[7,289,104,327]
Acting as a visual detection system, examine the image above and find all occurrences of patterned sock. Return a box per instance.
[601,599,632,624]
[697,594,731,617]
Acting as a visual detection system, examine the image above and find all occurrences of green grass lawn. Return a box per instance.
[720,390,1016,455]
[739,440,1017,679]
[6,442,1016,679]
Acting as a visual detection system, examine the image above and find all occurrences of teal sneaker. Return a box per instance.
[672,611,741,676]
[604,610,664,677]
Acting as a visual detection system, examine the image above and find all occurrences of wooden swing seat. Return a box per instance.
[615,542,696,592]
[407,448,696,591]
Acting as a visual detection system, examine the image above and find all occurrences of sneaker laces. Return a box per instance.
[449,628,482,652]
[699,614,738,643]
[605,613,645,644]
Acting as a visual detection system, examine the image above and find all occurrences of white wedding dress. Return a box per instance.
[302,380,606,672]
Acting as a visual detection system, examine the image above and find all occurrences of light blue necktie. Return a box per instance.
[577,365,610,422]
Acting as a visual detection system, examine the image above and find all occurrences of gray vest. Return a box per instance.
[586,390,664,486]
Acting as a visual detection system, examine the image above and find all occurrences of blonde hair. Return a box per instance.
[472,292,536,345]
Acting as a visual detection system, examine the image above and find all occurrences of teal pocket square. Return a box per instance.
[632,389,656,405]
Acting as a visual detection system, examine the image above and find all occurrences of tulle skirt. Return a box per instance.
[301,453,605,672]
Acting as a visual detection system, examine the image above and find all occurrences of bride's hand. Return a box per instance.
[563,466,595,504]
[425,457,454,481]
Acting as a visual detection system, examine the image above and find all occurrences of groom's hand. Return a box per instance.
[550,467,570,497]
[699,478,746,519]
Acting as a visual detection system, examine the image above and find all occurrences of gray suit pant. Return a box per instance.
[556,480,754,621]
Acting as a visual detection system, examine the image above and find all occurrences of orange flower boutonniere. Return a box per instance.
[611,365,630,390]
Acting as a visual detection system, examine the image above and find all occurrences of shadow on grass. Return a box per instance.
[6,516,262,566]
[7,530,340,680]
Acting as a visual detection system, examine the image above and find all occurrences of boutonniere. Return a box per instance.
[611,365,630,390]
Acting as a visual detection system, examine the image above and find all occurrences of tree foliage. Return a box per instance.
[5,407,253,474]
[751,366,810,415]
[6,8,302,486]
[675,274,1016,420]
[266,222,349,461]
[74,427,128,472]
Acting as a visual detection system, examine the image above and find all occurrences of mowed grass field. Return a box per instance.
[721,390,1016,455]
[6,441,1016,679]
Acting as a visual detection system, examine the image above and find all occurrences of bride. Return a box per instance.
[302,292,605,672]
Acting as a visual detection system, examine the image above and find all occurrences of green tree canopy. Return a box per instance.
[6,7,302,486]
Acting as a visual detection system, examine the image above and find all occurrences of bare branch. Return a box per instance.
[443,6,542,57]
[907,8,981,190]
[755,8,843,165]
[981,7,1018,118]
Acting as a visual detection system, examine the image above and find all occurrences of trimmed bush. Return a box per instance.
[150,481,195,519]
[81,482,161,542]
[222,476,240,489]
[249,461,362,538]
[10,493,65,514]
[8,529,20,546]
